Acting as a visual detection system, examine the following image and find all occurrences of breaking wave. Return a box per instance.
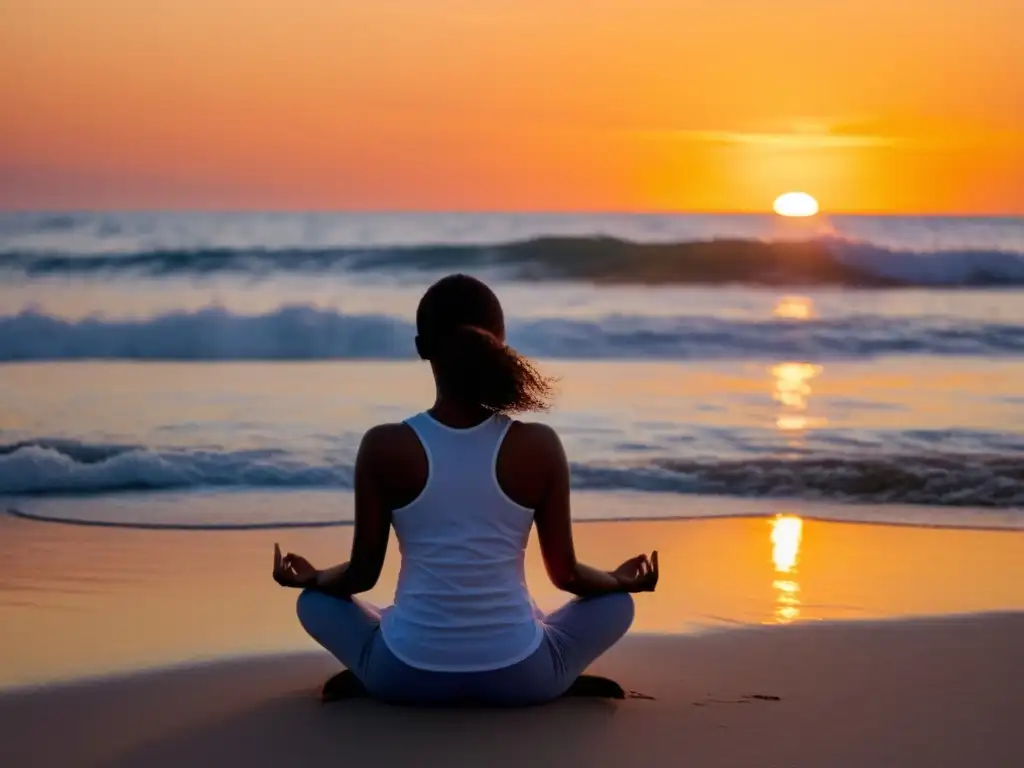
[2,306,1023,361]
[0,441,350,494]
[1,439,1021,508]
[3,236,1024,287]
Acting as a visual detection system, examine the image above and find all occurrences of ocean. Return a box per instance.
[1,212,1023,531]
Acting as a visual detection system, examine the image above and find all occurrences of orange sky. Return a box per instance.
[1,0,1022,213]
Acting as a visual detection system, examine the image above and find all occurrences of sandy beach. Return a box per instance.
[2,615,1022,767]
[2,513,1023,766]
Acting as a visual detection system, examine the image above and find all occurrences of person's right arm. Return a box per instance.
[530,424,658,597]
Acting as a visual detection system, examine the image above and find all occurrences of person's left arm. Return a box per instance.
[272,427,393,596]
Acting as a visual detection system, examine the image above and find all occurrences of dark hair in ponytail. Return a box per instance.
[415,274,555,414]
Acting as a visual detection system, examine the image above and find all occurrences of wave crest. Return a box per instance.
[0,441,350,494]
[573,456,1024,508]
[2,306,1023,361]
[3,236,1024,287]
[2,440,1021,508]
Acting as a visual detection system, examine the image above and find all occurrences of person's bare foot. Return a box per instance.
[321,669,368,702]
[563,675,655,700]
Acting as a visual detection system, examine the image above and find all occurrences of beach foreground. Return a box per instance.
[3,513,1023,766]
[2,614,1022,767]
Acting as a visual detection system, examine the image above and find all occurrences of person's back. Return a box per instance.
[381,411,543,672]
[272,274,659,706]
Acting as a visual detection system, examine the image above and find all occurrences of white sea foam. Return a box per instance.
[2,306,1023,361]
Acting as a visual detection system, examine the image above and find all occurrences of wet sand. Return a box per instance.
[2,513,1024,688]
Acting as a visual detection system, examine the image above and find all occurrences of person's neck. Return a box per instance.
[427,396,492,429]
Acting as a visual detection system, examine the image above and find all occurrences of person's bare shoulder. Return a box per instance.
[502,420,566,480]
[359,422,428,507]
[497,420,567,509]
[506,420,563,457]
[360,422,421,463]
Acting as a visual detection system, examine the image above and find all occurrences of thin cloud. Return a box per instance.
[648,129,900,149]
[632,118,1024,151]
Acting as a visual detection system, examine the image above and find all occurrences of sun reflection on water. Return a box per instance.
[770,514,804,624]
[773,295,816,320]
[771,362,825,433]
[772,362,820,411]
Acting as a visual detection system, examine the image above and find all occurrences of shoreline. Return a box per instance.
[8,505,1024,535]
[7,488,1024,532]
[3,613,1022,767]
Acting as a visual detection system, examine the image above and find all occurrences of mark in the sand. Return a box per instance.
[692,693,782,707]
[692,698,748,707]
[625,690,656,701]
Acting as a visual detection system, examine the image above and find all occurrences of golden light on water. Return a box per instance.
[772,362,822,412]
[771,515,803,573]
[772,362,826,435]
[773,295,816,320]
[775,414,812,431]
[770,514,804,623]
[769,298,826,434]
[773,191,820,217]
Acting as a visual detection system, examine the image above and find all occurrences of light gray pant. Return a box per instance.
[296,590,635,706]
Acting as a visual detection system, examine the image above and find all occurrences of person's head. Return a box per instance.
[415,274,554,414]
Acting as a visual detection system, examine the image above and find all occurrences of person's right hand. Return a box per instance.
[272,543,319,589]
[611,551,659,592]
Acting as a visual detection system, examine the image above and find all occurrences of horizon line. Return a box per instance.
[1,208,1022,219]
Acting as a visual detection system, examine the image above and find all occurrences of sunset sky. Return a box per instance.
[1,0,1021,213]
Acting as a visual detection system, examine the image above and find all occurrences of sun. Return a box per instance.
[773,192,820,218]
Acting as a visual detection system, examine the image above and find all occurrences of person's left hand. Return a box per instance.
[611,551,659,593]
[273,543,318,588]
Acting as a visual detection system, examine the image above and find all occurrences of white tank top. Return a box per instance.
[378,412,544,672]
